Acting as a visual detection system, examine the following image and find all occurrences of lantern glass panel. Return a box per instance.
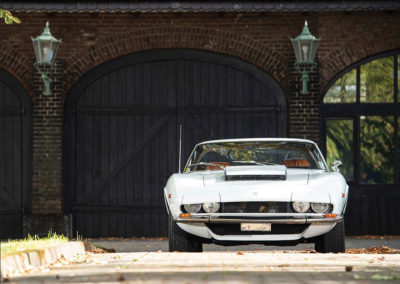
[291,40,302,63]
[300,40,311,63]
[40,40,54,63]
[310,40,320,63]
[32,40,42,63]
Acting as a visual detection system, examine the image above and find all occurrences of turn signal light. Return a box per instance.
[179,213,191,218]
[325,213,337,218]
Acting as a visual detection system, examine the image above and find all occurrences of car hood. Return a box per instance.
[177,168,334,204]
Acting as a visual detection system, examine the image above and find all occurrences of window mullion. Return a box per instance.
[394,55,398,103]
[356,66,360,104]
[395,116,399,184]
[355,116,361,185]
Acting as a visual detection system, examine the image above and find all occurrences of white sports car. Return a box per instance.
[164,138,348,253]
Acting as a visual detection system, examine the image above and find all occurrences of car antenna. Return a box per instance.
[178,124,183,173]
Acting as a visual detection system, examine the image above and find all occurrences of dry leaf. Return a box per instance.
[346,245,399,254]
[345,266,353,272]
[237,251,244,255]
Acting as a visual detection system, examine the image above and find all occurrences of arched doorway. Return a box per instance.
[64,49,287,237]
[321,50,400,235]
[0,69,31,239]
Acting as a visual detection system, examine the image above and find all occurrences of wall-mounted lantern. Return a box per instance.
[290,21,320,94]
[31,21,61,96]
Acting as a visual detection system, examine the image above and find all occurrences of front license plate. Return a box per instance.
[240,223,271,231]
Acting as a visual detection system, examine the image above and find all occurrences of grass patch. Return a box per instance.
[1,233,68,257]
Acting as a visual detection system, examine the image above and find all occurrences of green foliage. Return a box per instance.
[324,55,397,184]
[360,116,394,184]
[326,120,353,180]
[360,57,394,103]
[0,8,21,24]
[324,69,356,103]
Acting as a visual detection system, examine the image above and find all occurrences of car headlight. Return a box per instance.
[292,201,310,213]
[183,204,201,213]
[202,202,220,213]
[311,203,330,213]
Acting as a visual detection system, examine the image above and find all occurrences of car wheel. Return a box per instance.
[315,220,345,253]
[168,214,202,252]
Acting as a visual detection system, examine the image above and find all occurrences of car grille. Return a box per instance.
[206,223,309,235]
[221,202,294,213]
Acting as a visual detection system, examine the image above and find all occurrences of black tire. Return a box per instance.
[315,220,345,253]
[168,215,202,252]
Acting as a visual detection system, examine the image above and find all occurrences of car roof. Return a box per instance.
[196,138,317,147]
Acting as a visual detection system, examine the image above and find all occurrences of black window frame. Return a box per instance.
[321,50,400,186]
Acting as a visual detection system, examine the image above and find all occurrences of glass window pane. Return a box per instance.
[326,119,354,180]
[323,69,356,103]
[360,116,394,184]
[360,56,394,103]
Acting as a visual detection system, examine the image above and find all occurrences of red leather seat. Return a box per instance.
[205,162,231,171]
[283,159,310,168]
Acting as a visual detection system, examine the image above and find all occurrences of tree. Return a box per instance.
[0,9,21,24]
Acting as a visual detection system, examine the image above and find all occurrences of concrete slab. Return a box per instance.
[9,251,400,283]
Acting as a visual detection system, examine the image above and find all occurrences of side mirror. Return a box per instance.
[331,160,343,172]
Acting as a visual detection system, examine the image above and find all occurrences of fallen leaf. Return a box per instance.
[237,251,244,255]
[370,274,398,281]
[353,274,362,280]
[278,264,290,267]
[156,250,162,253]
[377,256,385,261]
[345,266,353,272]
[116,274,125,281]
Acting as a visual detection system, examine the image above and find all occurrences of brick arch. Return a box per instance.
[320,32,400,91]
[0,49,32,98]
[64,26,287,94]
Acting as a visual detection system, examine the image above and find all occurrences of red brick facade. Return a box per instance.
[0,10,399,219]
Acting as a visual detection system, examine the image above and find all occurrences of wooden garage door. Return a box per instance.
[0,69,31,239]
[64,50,287,237]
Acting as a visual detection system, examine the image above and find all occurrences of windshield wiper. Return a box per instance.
[188,162,226,169]
[232,160,279,166]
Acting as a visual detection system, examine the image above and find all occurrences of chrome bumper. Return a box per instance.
[173,216,343,225]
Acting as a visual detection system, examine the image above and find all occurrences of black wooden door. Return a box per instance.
[0,69,31,239]
[64,50,286,237]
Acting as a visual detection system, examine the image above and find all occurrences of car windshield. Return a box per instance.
[185,141,327,172]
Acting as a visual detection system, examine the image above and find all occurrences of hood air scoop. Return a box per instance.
[225,165,287,181]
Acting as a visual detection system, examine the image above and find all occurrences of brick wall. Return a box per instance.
[32,60,64,214]
[288,57,321,143]
[0,10,399,219]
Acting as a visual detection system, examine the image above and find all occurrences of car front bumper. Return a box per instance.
[174,216,343,224]
[173,213,343,241]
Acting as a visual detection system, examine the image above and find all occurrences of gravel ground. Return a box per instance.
[87,237,400,253]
